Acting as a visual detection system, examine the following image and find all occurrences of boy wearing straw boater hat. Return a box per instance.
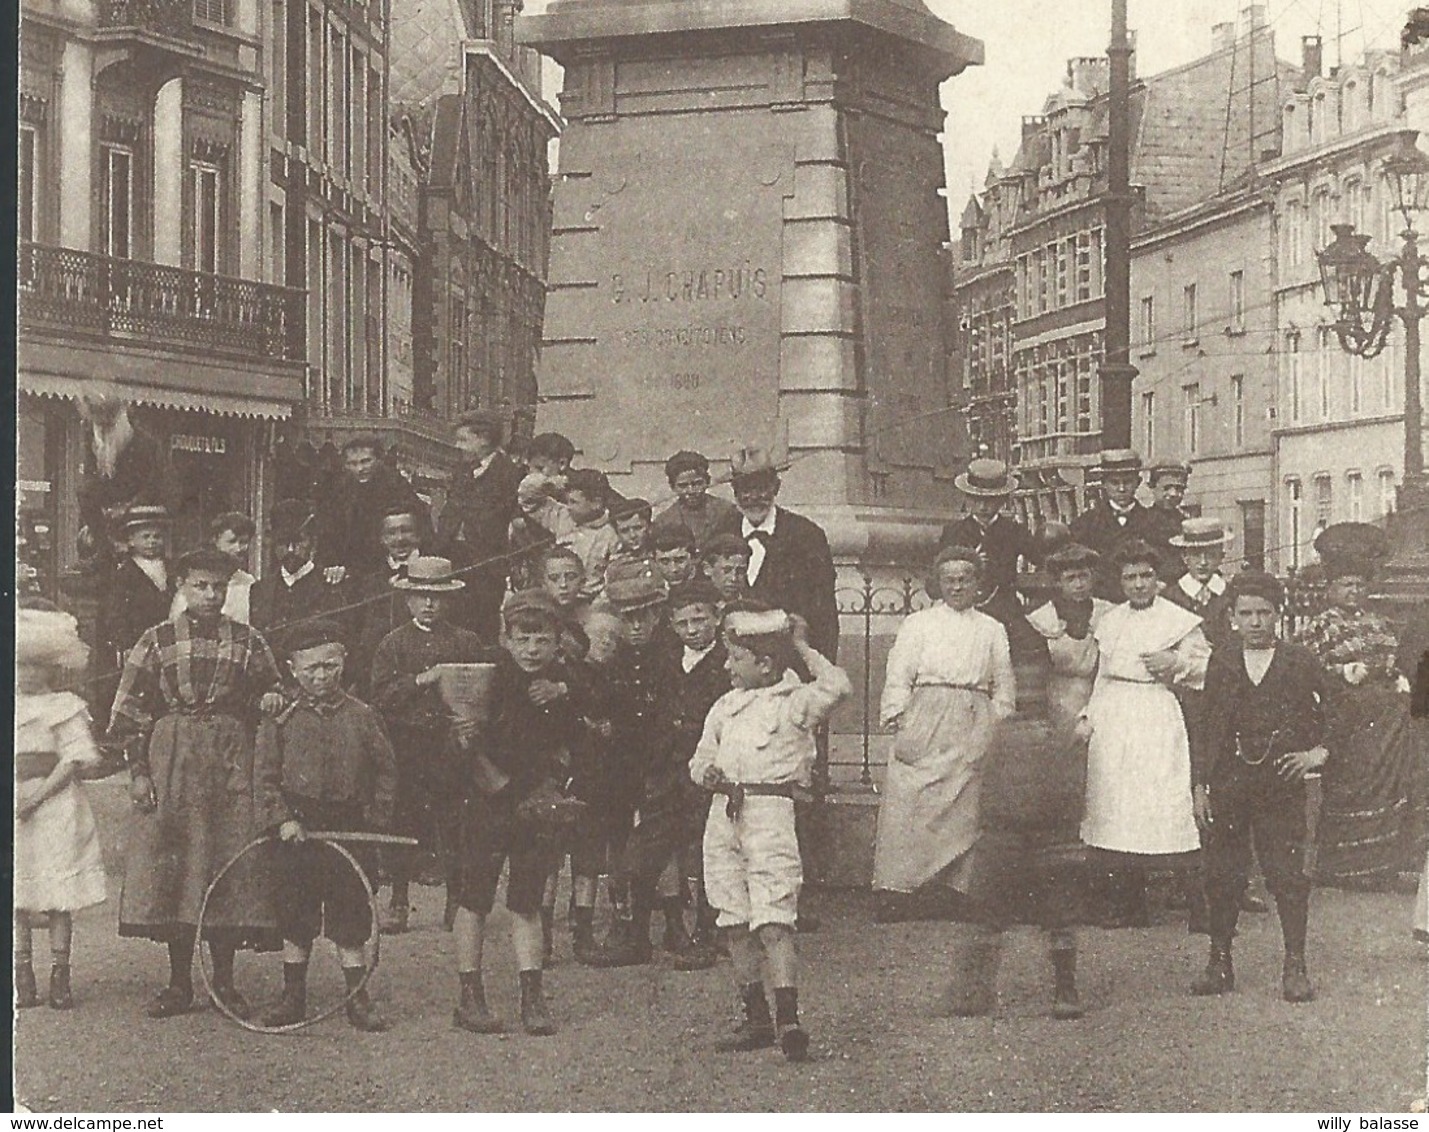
[95,504,174,728]
[691,604,851,1061]
[1163,518,1235,652]
[107,548,285,1020]
[940,459,1040,609]
[369,557,494,934]
[1070,450,1159,598]
[255,618,398,1031]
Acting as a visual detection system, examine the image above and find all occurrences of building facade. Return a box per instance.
[19,0,306,595]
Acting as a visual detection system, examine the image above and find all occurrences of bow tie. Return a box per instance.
[747,530,772,546]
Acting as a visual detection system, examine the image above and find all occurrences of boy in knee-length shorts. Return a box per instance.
[690,605,850,1061]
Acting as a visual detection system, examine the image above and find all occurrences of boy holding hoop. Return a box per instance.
[255,619,398,1030]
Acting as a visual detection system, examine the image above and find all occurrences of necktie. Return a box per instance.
[747,530,771,546]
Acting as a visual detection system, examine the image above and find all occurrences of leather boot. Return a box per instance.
[571,908,599,966]
[1050,947,1083,1020]
[715,983,776,1052]
[590,911,653,968]
[1281,952,1315,1003]
[940,927,1002,1017]
[263,963,308,1027]
[342,967,388,1032]
[519,969,555,1036]
[1190,940,1235,996]
[48,965,73,1011]
[15,963,40,1009]
[661,899,693,953]
[453,973,502,1033]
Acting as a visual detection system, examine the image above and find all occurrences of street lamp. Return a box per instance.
[1315,129,1429,615]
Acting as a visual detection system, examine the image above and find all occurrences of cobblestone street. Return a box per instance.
[12,785,1429,1113]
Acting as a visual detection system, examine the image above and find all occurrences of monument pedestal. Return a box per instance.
[519,1,984,887]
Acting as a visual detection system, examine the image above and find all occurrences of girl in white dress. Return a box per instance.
[14,606,108,1010]
[1079,540,1209,926]
[873,546,1016,902]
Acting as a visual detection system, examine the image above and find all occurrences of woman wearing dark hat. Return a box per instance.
[1294,524,1421,890]
[872,545,1016,914]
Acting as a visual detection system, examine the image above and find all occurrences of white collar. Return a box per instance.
[1107,500,1137,515]
[133,556,167,589]
[741,510,778,538]
[388,549,419,571]
[281,560,315,586]
[682,643,716,672]
[411,619,433,633]
[1178,573,1226,599]
[470,451,499,479]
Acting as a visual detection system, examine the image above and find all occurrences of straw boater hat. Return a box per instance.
[392,556,465,592]
[954,458,1018,498]
[724,607,792,640]
[16,607,89,669]
[1096,449,1144,477]
[121,504,171,530]
[1169,517,1229,549]
[1149,462,1191,487]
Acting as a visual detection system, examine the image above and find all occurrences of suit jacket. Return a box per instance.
[938,514,1039,598]
[652,496,741,550]
[314,466,426,576]
[97,557,173,663]
[1162,576,1234,654]
[440,451,523,579]
[1069,501,1160,598]
[249,566,352,659]
[1143,505,1188,581]
[350,570,414,696]
[1193,641,1328,787]
[714,506,840,661]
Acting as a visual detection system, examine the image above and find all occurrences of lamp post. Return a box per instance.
[1315,130,1429,632]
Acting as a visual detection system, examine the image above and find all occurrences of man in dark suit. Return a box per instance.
[1070,449,1160,599]
[1146,462,1192,582]
[249,499,350,659]
[440,410,524,641]
[94,505,175,728]
[350,502,431,695]
[313,436,426,582]
[714,446,838,662]
[938,458,1038,612]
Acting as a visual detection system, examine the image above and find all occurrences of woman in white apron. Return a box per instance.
[1080,540,1209,927]
[873,546,1016,911]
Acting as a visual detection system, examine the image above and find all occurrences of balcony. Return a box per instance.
[98,0,212,37]
[19,242,302,362]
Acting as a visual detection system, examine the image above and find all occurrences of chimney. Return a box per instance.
[1022,115,1045,142]
[1212,21,1236,51]
[1067,56,1110,96]
[1303,34,1323,81]
[1127,29,1138,81]
[1241,4,1267,34]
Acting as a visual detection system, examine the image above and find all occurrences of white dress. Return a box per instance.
[1081,598,1208,855]
[14,692,108,913]
[1026,598,1113,733]
[872,604,1015,892]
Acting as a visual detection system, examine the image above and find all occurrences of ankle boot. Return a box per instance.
[519,969,555,1036]
[591,911,653,968]
[48,965,73,1010]
[940,928,1002,1017]
[571,908,598,966]
[715,982,776,1052]
[263,963,308,1027]
[342,967,388,1032]
[540,906,555,966]
[1190,940,1235,996]
[453,973,502,1034]
[15,963,40,1009]
[661,899,694,954]
[1281,952,1315,1003]
[1050,948,1083,1020]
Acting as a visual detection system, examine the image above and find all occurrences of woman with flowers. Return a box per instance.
[1295,525,1421,890]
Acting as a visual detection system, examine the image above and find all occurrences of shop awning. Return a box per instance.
[17,373,295,420]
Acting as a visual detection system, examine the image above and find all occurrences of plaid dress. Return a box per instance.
[108,614,281,943]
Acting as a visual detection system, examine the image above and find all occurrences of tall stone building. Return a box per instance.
[18,0,306,591]
[390,0,559,450]
[953,9,1292,529]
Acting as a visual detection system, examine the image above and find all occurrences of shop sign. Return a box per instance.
[171,434,228,455]
[18,480,51,493]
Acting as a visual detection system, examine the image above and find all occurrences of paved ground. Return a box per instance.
[13,781,1429,1113]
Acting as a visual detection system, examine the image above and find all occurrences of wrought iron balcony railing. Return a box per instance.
[19,242,303,362]
[99,0,199,35]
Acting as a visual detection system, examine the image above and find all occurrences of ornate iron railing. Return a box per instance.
[18,242,303,362]
[99,0,199,35]
[826,565,1331,789]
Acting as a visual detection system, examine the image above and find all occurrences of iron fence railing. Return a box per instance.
[824,566,1331,791]
[19,242,304,362]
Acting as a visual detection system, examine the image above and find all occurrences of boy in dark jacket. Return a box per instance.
[256,619,398,1030]
[451,589,588,1037]
[1190,571,1329,1003]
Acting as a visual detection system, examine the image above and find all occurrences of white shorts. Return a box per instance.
[702,795,801,932]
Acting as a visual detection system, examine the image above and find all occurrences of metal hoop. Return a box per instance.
[196,833,383,1035]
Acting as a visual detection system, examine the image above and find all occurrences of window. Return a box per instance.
[1228,270,1245,333]
[270,0,286,138]
[101,144,134,259]
[1182,283,1198,342]
[1231,374,1245,448]
[1349,351,1363,414]
[268,202,285,285]
[1075,231,1094,301]
[1285,200,1304,268]
[1379,469,1397,516]
[19,125,37,244]
[1183,383,1201,455]
[1345,178,1364,231]
[1036,249,1048,313]
[1381,348,1397,409]
[1286,478,1303,569]
[194,0,228,23]
[1239,500,1266,571]
[1347,471,1364,521]
[1056,238,1071,309]
[188,161,221,275]
[352,50,367,194]
[1312,188,1331,250]
[1141,390,1156,459]
[1139,295,1155,347]
[1286,331,1302,423]
[307,8,323,153]
[330,28,347,176]
[1316,327,1334,419]
[1314,473,1333,526]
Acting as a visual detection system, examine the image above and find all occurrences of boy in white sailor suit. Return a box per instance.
[690,605,850,1062]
